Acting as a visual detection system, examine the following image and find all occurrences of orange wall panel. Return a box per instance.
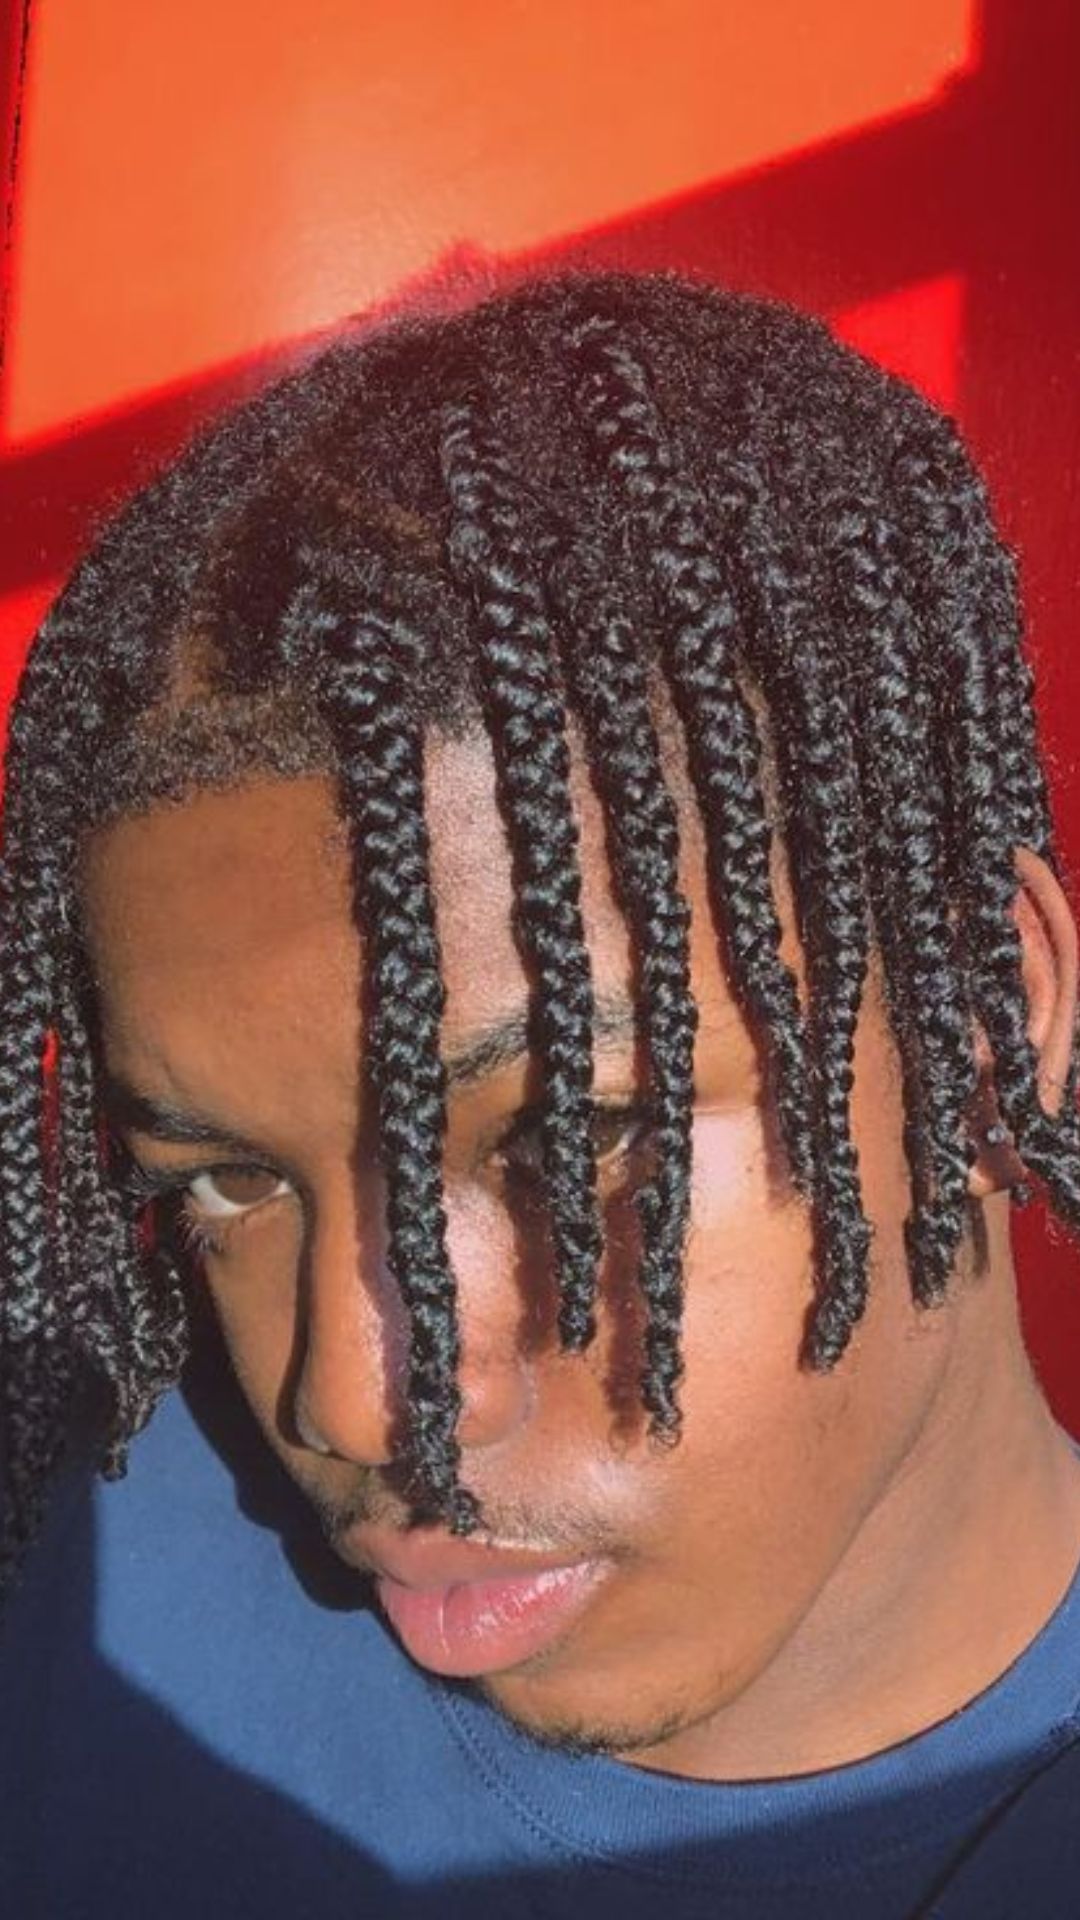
[6,0,971,439]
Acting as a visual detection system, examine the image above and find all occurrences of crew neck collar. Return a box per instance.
[428,1522,1080,1891]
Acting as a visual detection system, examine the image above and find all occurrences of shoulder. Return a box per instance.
[0,1358,476,1915]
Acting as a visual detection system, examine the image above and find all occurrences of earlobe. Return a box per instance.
[967,846,1079,1199]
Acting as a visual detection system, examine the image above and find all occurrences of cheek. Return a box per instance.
[665,1084,949,1588]
[681,1105,813,1374]
[199,1212,307,1442]
[675,1108,826,1498]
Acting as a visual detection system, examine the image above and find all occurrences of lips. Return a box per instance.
[342,1524,612,1678]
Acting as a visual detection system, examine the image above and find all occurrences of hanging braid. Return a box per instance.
[439,394,604,1353]
[569,314,818,1198]
[547,544,698,1435]
[893,438,1080,1211]
[0,853,69,1569]
[206,476,478,1530]
[726,502,874,1364]
[824,492,978,1304]
[327,627,474,1528]
[3,266,1080,1592]
[0,628,187,1592]
[567,314,883,1362]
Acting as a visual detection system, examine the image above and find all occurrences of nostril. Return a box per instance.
[294,1396,334,1456]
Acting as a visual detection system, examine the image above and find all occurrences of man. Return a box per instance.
[2,270,1080,1916]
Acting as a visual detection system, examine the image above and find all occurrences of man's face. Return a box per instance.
[80,734,979,1776]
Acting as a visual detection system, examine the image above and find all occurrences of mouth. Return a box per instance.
[339,1524,614,1677]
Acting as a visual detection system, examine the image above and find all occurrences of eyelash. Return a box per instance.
[119,1100,651,1260]
[120,1159,291,1260]
[175,1198,233,1262]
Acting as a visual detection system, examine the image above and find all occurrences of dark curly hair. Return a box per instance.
[2,268,1078,1589]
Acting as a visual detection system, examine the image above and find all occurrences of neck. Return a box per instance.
[629,1230,1080,1781]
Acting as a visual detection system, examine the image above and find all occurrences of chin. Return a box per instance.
[473,1669,698,1763]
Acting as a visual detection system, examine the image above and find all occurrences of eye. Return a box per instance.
[495,1102,650,1183]
[173,1166,295,1263]
[184,1166,292,1220]
[116,1154,295,1264]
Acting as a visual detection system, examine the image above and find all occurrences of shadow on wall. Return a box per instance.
[0,0,1078,1415]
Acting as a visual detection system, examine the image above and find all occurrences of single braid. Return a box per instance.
[328,631,473,1527]
[439,393,604,1352]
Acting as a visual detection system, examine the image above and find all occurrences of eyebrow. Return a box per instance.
[443,989,639,1088]
[103,990,641,1147]
[102,1085,268,1155]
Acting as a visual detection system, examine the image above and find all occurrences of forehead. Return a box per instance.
[77,733,747,1084]
[79,738,601,982]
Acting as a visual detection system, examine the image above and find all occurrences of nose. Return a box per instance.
[292,1194,535,1467]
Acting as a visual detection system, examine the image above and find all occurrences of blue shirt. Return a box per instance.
[3,1334,1080,1918]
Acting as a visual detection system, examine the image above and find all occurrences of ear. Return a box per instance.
[967,847,1078,1198]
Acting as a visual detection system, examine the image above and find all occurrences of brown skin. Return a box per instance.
[80,736,1080,1781]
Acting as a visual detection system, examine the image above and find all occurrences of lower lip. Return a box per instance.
[375,1560,608,1678]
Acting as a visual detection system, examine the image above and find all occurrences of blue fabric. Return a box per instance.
[3,1336,1079,1918]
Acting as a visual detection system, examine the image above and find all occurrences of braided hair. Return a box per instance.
[3,269,1078,1591]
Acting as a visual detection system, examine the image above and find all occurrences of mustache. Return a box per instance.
[304,1471,623,1563]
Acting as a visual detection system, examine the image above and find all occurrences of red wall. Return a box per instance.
[2,1,1079,1421]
